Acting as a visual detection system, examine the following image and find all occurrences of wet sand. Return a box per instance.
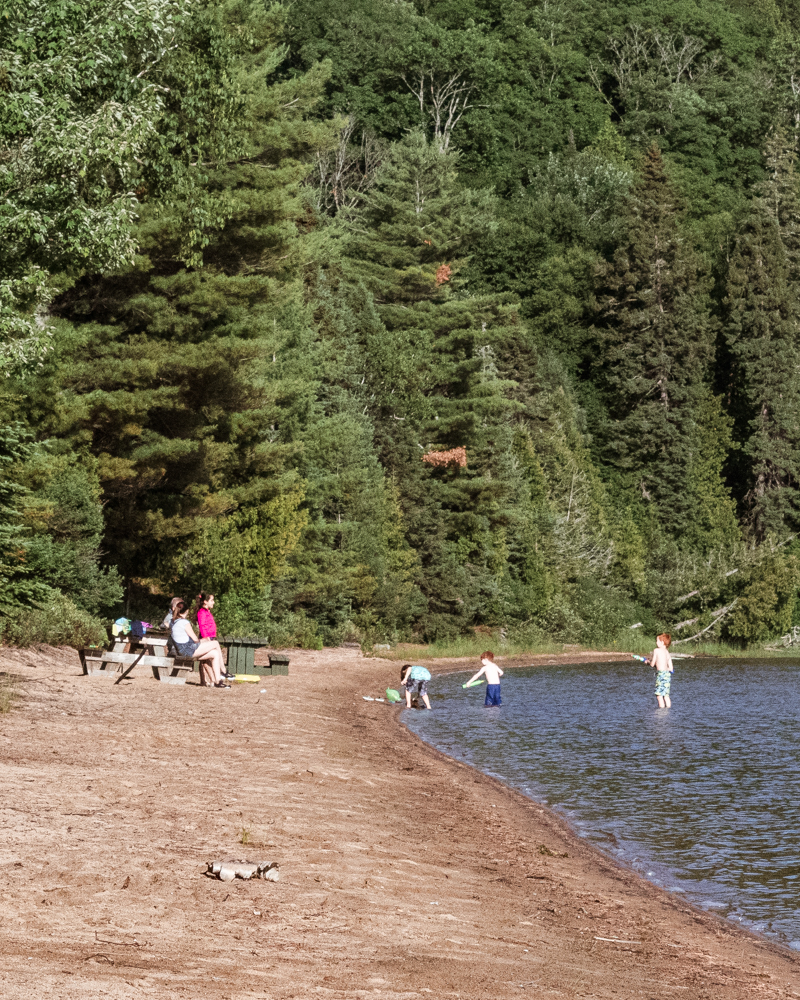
[0,645,797,999]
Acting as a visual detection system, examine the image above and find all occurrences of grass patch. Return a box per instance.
[239,827,251,846]
[0,673,20,714]
[375,637,566,661]
[370,637,800,661]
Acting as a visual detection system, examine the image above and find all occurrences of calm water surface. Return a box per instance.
[403,659,800,948]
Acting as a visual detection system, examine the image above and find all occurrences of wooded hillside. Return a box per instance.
[3,0,800,649]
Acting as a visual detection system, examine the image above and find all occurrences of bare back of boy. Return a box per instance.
[651,647,672,672]
[477,659,503,685]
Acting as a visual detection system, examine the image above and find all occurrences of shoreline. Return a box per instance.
[0,645,797,998]
[398,651,798,954]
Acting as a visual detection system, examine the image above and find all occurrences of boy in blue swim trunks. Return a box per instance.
[466,651,504,706]
[647,633,673,708]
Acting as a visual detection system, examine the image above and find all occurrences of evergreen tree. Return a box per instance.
[757,126,800,283]
[333,132,545,636]
[724,184,800,539]
[681,393,741,553]
[268,274,423,642]
[43,2,336,601]
[16,451,123,615]
[593,144,722,542]
[0,425,42,611]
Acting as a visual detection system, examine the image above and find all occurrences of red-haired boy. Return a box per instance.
[647,633,674,708]
[466,651,504,707]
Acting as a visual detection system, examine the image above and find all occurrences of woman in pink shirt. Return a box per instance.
[196,592,217,639]
[196,592,233,680]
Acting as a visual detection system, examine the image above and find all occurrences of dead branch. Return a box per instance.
[401,69,476,152]
[309,116,383,214]
[672,601,737,644]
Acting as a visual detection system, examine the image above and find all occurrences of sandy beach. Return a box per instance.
[0,645,797,999]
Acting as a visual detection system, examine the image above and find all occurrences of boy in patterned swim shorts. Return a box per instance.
[648,633,674,708]
[400,664,432,710]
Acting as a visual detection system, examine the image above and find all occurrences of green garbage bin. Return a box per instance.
[268,653,290,676]
[221,637,268,675]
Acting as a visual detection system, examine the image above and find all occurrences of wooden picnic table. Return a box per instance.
[80,636,194,685]
[81,632,290,685]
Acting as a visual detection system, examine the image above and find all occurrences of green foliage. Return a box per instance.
[214,587,273,638]
[0,0,188,371]
[0,424,44,611]
[536,578,660,646]
[169,487,308,597]
[682,394,741,554]
[39,1,336,603]
[8,0,800,651]
[593,145,719,540]
[726,555,800,642]
[15,451,123,614]
[0,590,106,648]
[723,129,800,539]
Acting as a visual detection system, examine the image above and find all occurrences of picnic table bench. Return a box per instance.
[220,637,289,676]
[80,637,195,685]
[80,632,290,684]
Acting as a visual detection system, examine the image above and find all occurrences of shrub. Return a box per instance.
[269,611,323,649]
[214,588,272,638]
[0,589,105,647]
[726,555,800,644]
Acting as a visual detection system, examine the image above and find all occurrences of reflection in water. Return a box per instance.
[403,659,800,949]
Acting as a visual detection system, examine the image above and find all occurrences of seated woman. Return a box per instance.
[161,596,184,655]
[196,592,217,640]
[170,601,228,688]
[160,596,184,631]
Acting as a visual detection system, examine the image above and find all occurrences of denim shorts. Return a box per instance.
[174,640,199,657]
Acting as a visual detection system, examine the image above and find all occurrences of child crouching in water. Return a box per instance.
[648,633,673,708]
[400,664,432,710]
[466,651,504,706]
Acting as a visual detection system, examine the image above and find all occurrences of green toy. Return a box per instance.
[385,688,402,703]
[462,678,486,689]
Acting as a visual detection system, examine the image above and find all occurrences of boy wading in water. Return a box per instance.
[648,633,674,708]
[467,650,504,706]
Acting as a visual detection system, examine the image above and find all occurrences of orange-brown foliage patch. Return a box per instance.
[435,263,452,285]
[421,446,467,469]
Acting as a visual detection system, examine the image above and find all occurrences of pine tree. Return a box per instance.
[757,126,800,283]
[593,144,720,541]
[332,132,541,636]
[266,273,423,642]
[0,425,42,611]
[724,192,800,539]
[45,2,337,600]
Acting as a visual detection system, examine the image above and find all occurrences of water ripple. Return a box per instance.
[404,658,800,948]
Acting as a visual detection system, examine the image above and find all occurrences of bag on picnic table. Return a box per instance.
[112,617,131,637]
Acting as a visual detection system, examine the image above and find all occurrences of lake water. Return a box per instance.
[403,658,800,949]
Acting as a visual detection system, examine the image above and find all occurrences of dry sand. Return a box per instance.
[0,645,797,999]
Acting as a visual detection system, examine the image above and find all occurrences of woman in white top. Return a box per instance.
[170,601,228,688]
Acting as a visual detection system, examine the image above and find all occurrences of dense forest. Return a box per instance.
[4,0,800,649]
